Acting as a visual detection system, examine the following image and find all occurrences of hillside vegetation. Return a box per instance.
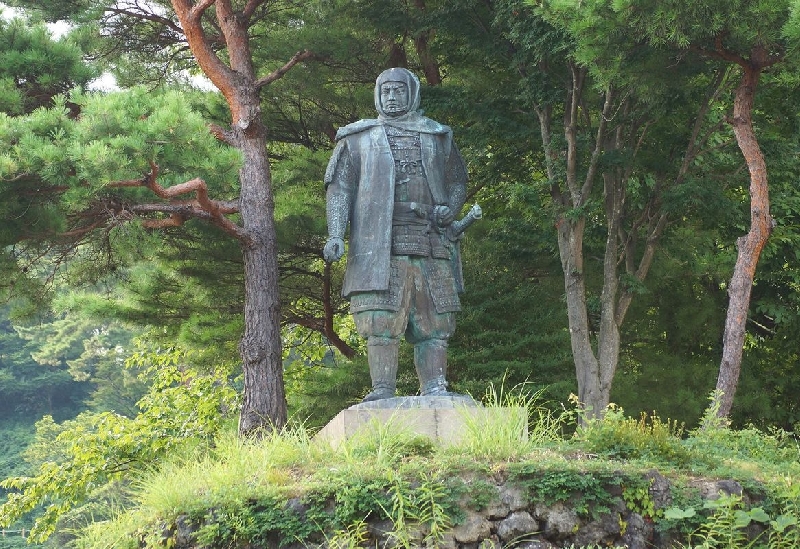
[62,391,800,549]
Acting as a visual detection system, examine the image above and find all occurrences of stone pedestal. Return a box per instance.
[315,395,527,447]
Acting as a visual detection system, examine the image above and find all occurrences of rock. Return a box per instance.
[174,515,195,548]
[514,540,557,549]
[621,512,655,549]
[534,502,580,540]
[484,483,527,519]
[450,510,492,543]
[482,486,508,519]
[500,484,529,512]
[691,479,744,501]
[496,511,538,543]
[484,499,510,519]
[572,512,621,547]
[477,536,502,548]
[437,532,458,549]
[645,469,672,510]
[368,519,394,540]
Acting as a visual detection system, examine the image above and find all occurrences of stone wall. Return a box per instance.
[165,469,754,549]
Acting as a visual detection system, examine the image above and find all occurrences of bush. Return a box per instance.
[576,404,691,466]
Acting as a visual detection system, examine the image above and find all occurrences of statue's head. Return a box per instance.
[374,68,420,118]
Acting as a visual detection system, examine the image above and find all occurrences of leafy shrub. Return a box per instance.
[576,404,691,466]
[685,424,800,466]
[0,347,238,542]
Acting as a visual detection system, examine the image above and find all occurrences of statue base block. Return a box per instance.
[315,395,527,447]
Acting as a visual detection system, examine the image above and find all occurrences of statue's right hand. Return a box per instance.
[323,237,345,262]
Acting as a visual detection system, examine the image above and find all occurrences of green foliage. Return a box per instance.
[34,411,800,549]
[447,220,572,402]
[0,85,241,218]
[766,485,800,549]
[323,519,369,549]
[190,494,328,549]
[575,404,691,466]
[14,312,144,415]
[0,419,46,549]
[669,493,770,549]
[454,478,499,512]
[0,16,95,115]
[1,0,800,545]
[621,477,660,520]
[685,424,800,480]
[0,346,238,543]
[0,85,244,321]
[451,381,569,461]
[0,307,90,420]
[89,423,463,548]
[376,472,453,549]
[509,465,623,519]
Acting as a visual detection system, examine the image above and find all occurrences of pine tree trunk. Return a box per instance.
[171,0,288,435]
[715,60,773,419]
[237,116,287,435]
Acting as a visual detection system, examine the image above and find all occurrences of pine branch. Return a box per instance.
[254,50,317,89]
[109,162,247,241]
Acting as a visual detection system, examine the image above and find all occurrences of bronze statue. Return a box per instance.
[324,67,480,402]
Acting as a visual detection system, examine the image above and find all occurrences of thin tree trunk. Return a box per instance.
[556,216,603,414]
[561,70,597,415]
[715,58,774,418]
[597,171,624,412]
[542,67,615,420]
[538,102,601,413]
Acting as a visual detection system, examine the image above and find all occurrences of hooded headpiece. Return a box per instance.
[374,67,421,119]
[335,68,449,139]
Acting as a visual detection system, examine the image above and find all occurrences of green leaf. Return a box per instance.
[664,506,696,520]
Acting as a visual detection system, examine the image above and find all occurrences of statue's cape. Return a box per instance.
[335,111,450,141]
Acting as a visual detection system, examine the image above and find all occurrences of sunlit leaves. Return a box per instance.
[0,346,238,543]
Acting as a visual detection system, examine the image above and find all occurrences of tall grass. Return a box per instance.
[451,381,568,461]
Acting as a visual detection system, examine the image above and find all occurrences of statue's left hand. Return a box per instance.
[433,205,454,227]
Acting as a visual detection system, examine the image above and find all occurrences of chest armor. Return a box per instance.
[385,126,448,259]
[386,126,432,204]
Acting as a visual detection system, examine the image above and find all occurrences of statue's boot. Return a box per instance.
[414,338,452,396]
[362,336,399,402]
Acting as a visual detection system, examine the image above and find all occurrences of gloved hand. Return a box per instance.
[433,205,454,227]
[323,237,345,262]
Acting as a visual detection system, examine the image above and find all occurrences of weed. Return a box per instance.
[621,477,660,520]
[61,394,800,549]
[453,380,569,461]
[509,466,621,519]
[766,481,800,549]
[576,404,690,466]
[323,519,369,549]
[378,470,454,548]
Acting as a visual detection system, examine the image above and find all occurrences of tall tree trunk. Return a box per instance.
[596,171,625,412]
[537,58,727,423]
[715,55,774,418]
[541,67,616,420]
[237,104,287,435]
[556,216,603,415]
[171,0,288,435]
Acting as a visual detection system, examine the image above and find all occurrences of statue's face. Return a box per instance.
[380,81,409,117]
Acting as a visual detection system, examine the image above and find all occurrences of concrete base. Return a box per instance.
[315,395,527,447]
